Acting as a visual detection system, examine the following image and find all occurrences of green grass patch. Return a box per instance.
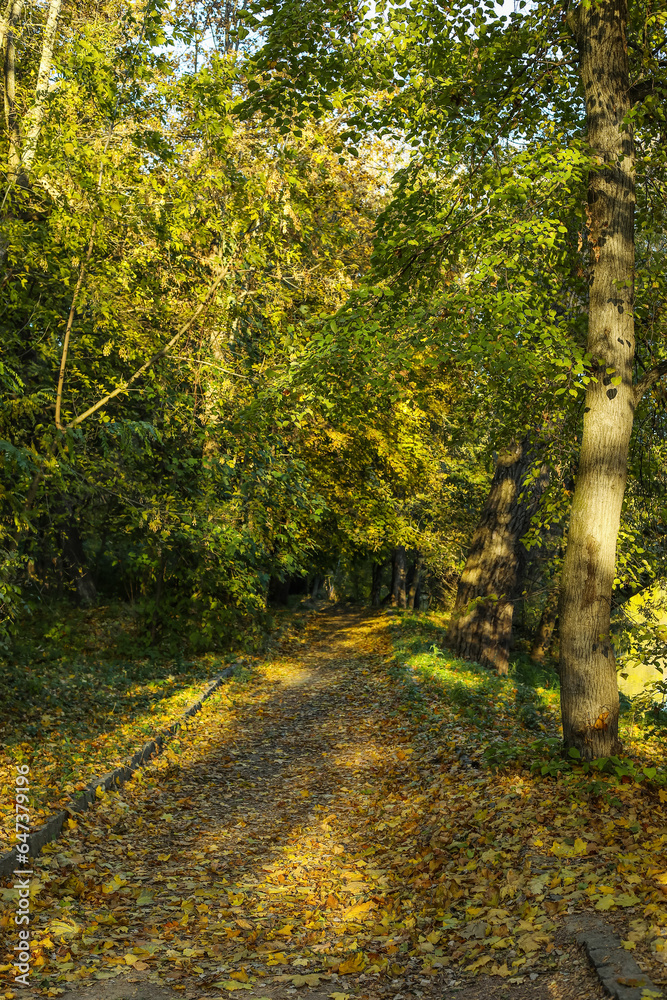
[0,601,262,849]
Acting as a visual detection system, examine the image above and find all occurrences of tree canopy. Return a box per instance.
[2,0,667,759]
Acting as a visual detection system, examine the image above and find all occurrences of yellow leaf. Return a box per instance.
[102,875,127,894]
[615,893,641,907]
[236,919,253,930]
[229,970,249,982]
[339,953,366,975]
[157,853,171,861]
[465,955,493,972]
[48,919,81,938]
[275,924,294,936]
[518,933,550,953]
[267,953,288,966]
[213,981,253,992]
[329,993,351,1000]
[344,901,374,921]
[490,962,511,978]
[595,896,616,911]
[550,838,587,858]
[291,975,322,987]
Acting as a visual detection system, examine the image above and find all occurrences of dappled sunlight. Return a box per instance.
[3,610,666,1000]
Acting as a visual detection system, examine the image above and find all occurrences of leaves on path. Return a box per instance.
[1,610,667,998]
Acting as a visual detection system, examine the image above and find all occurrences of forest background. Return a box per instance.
[2,0,667,769]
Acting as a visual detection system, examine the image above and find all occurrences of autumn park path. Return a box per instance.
[7,609,611,1000]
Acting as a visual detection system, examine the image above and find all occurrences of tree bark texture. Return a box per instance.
[559,0,634,758]
[448,441,548,675]
[407,552,424,610]
[391,545,407,608]
[3,0,22,183]
[530,582,560,664]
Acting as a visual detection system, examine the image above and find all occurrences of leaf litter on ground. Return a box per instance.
[1,608,667,999]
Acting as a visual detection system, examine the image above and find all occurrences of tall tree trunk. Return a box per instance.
[370,561,383,607]
[530,581,560,665]
[407,552,424,610]
[448,440,548,675]
[559,0,634,758]
[391,545,407,608]
[3,0,22,184]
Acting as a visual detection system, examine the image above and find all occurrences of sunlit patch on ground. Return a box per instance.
[1,609,665,1000]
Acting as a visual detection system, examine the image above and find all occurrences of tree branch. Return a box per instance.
[62,261,232,431]
[634,361,667,405]
[55,226,97,431]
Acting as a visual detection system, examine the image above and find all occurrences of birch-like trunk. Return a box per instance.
[18,0,61,181]
[558,0,635,758]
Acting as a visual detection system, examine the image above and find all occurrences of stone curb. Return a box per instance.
[0,664,239,877]
[566,913,661,1000]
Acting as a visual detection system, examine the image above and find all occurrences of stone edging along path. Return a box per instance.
[0,663,240,878]
[566,913,661,1000]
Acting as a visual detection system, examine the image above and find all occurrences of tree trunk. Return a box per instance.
[391,545,407,608]
[12,0,61,187]
[3,0,22,184]
[60,510,97,607]
[448,440,548,675]
[407,552,424,610]
[530,582,560,665]
[370,562,383,606]
[558,0,634,759]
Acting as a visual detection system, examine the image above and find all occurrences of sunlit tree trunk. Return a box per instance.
[448,440,548,675]
[559,0,634,759]
[3,0,22,184]
[19,0,62,183]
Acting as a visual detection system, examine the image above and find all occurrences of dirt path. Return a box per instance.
[2,608,606,1000]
